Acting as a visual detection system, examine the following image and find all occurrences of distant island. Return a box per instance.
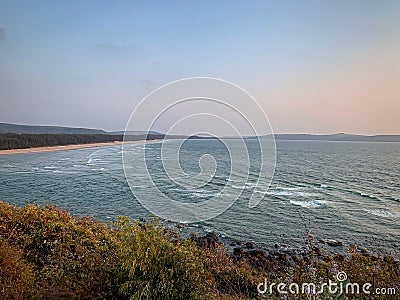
[0,122,399,151]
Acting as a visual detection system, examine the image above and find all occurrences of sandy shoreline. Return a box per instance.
[0,140,159,155]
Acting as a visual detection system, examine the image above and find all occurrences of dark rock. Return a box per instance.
[176,223,185,229]
[318,239,326,244]
[277,253,287,262]
[274,243,280,248]
[233,247,244,256]
[243,250,272,270]
[270,250,287,262]
[206,232,218,242]
[230,241,237,246]
[246,249,267,258]
[245,241,254,249]
[191,232,220,249]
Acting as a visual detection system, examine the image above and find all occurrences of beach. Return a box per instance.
[0,140,157,155]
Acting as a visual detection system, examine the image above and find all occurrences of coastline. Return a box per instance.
[0,139,161,155]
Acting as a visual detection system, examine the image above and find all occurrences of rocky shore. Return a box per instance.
[188,229,399,271]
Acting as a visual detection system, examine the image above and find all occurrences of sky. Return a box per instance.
[0,0,399,134]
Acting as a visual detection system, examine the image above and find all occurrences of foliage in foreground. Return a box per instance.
[0,201,398,299]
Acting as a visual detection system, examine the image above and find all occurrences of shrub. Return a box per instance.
[0,240,38,299]
[0,201,120,299]
[1,201,398,299]
[114,217,216,299]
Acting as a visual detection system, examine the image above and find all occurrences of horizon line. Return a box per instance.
[1,122,399,136]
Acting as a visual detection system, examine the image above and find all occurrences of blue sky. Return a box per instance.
[0,1,399,134]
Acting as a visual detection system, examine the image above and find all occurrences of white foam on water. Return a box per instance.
[276,186,305,191]
[90,168,106,171]
[268,190,294,196]
[231,184,247,190]
[190,191,221,198]
[268,189,319,197]
[86,149,105,165]
[357,191,377,199]
[231,183,261,190]
[254,189,267,194]
[365,210,400,219]
[170,187,224,199]
[52,170,76,174]
[289,200,325,208]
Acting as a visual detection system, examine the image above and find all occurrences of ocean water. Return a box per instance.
[0,140,399,252]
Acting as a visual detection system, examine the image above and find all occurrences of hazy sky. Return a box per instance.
[0,0,399,134]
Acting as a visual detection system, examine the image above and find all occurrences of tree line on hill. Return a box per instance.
[0,133,166,150]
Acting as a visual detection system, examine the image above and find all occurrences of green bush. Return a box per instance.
[0,201,398,299]
[0,201,120,299]
[114,217,216,299]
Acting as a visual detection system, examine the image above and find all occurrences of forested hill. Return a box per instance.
[0,123,107,134]
[0,123,164,135]
[0,133,166,150]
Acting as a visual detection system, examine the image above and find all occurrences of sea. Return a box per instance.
[0,140,399,253]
